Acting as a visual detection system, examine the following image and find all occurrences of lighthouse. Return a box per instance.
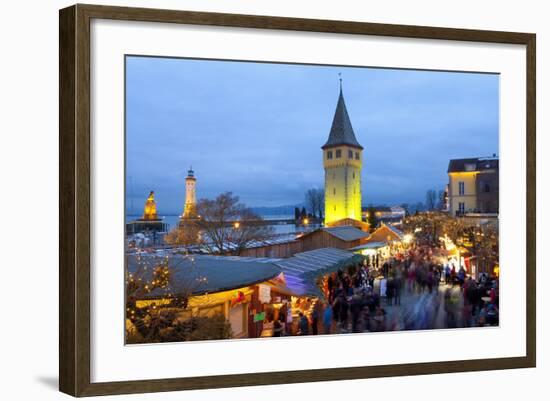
[181,167,198,220]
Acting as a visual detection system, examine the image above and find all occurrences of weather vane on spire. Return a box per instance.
[338,72,342,90]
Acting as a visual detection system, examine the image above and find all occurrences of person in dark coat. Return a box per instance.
[394,277,402,306]
[273,319,283,337]
[386,278,394,306]
[350,289,364,332]
[298,312,309,335]
[327,274,335,303]
[311,301,323,335]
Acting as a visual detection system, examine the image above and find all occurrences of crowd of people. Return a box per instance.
[265,242,500,337]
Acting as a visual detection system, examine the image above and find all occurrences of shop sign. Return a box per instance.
[258,284,271,303]
[253,311,265,322]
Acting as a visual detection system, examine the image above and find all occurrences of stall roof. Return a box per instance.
[128,248,359,300]
[386,224,405,238]
[321,226,370,241]
[366,224,404,244]
[348,241,387,251]
[127,254,281,298]
[273,248,357,296]
[206,249,358,296]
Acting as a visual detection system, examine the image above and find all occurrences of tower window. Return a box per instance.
[348,150,353,158]
[327,151,333,159]
[355,152,360,160]
[335,149,341,158]
[459,181,465,195]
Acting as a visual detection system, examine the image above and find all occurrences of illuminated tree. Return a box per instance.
[125,253,230,344]
[472,224,499,275]
[164,223,200,246]
[126,253,204,313]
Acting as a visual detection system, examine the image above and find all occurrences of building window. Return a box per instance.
[355,152,359,160]
[458,181,465,195]
[484,183,491,193]
[458,202,465,214]
[348,149,353,158]
[333,205,336,211]
[327,151,333,159]
[333,188,336,195]
[335,149,342,158]
[352,172,355,179]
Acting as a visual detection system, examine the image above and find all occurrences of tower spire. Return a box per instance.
[322,77,363,150]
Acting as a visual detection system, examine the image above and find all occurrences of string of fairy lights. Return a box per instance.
[127,250,203,319]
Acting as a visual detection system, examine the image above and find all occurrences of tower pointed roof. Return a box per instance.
[322,87,363,150]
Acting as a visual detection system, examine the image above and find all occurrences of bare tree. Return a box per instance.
[305,189,318,218]
[165,192,274,255]
[314,188,325,219]
[196,192,274,255]
[425,189,437,211]
[305,188,325,218]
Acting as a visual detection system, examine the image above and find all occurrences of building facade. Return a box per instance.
[447,157,499,216]
[323,85,363,225]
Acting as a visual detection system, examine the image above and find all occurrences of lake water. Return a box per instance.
[126,214,310,235]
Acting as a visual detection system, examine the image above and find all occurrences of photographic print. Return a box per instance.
[124,56,500,344]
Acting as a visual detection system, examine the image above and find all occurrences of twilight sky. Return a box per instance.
[126,56,499,215]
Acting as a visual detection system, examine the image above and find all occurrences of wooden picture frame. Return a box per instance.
[59,3,536,397]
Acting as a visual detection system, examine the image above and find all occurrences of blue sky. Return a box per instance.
[126,56,499,215]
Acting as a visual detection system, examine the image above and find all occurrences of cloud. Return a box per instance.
[126,57,499,213]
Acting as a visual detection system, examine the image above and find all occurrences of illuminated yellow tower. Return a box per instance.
[182,167,198,219]
[323,80,363,225]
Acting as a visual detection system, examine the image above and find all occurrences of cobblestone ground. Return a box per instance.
[382,283,465,331]
[332,282,467,335]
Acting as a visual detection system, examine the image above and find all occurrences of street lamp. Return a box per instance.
[233,221,240,229]
[303,218,309,225]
